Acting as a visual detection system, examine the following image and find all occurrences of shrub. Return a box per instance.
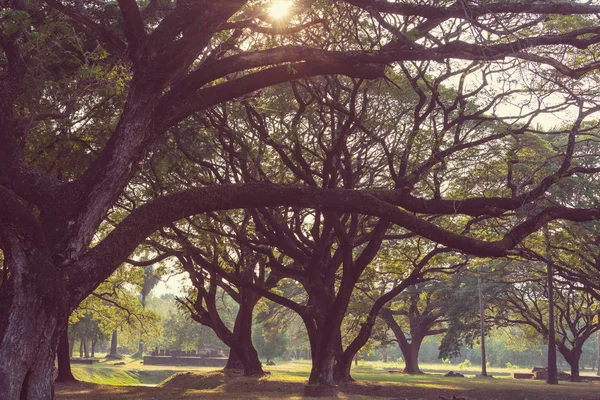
[458,360,472,370]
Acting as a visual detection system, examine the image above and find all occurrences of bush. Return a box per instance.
[441,358,451,365]
[505,362,519,369]
[458,360,472,370]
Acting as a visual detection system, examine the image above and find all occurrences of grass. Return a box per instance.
[56,359,600,399]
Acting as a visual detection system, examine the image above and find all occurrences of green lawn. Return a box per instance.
[57,359,600,399]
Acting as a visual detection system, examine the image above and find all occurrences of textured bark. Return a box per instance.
[0,280,64,400]
[55,331,76,383]
[0,216,68,400]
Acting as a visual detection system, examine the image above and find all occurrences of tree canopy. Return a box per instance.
[3,1,600,398]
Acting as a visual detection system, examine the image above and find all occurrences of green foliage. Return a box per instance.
[71,265,162,349]
[458,360,472,370]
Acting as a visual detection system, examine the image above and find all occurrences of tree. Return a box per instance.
[498,267,600,382]
[380,280,452,374]
[4,1,600,398]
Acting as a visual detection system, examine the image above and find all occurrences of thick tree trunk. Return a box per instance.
[110,330,118,356]
[225,348,244,370]
[558,345,582,383]
[308,344,336,388]
[83,339,89,359]
[401,339,424,375]
[55,331,76,383]
[91,339,96,358]
[332,330,354,384]
[570,358,581,382]
[380,309,424,374]
[232,294,263,376]
[0,280,65,400]
[197,287,263,377]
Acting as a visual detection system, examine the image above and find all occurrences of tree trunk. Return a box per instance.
[83,339,89,359]
[570,358,581,382]
[0,281,64,400]
[331,328,354,384]
[307,342,336,390]
[546,260,558,385]
[110,330,118,356]
[380,309,424,374]
[68,337,74,360]
[132,341,143,358]
[558,345,582,383]
[79,341,83,358]
[401,339,424,375]
[55,331,76,383]
[91,339,96,358]
[198,288,263,377]
[225,348,244,370]
[233,294,263,376]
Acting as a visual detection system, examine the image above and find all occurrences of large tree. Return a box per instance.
[3,1,600,398]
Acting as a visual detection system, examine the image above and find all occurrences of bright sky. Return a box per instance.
[268,0,293,19]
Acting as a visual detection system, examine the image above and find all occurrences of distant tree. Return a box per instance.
[498,270,600,382]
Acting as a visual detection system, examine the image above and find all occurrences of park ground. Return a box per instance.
[55,358,600,400]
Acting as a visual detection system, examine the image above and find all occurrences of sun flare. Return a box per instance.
[268,0,293,19]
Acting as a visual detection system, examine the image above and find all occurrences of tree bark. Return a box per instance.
[230,293,263,376]
[308,343,336,388]
[225,348,244,370]
[558,345,583,383]
[0,279,65,400]
[380,309,424,374]
[333,329,354,384]
[55,331,77,383]
[401,338,424,375]
[193,286,263,377]
[570,358,581,382]
[110,330,118,356]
